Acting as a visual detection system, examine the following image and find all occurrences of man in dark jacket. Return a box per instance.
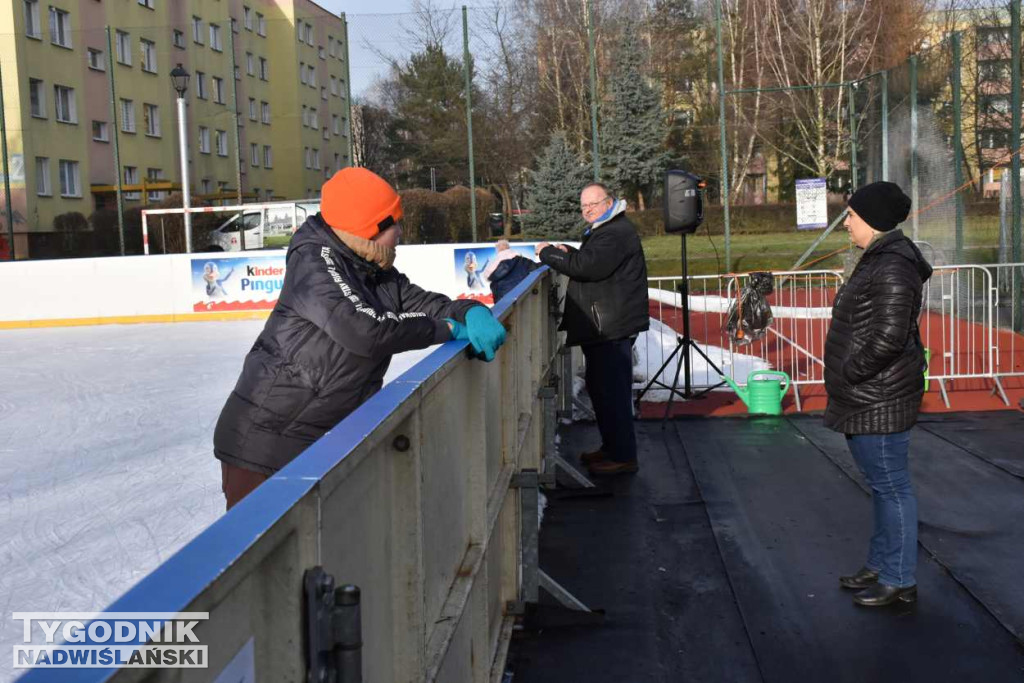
[536,183,649,476]
[824,181,932,607]
[215,168,507,508]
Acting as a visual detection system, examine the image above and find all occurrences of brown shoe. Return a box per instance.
[587,459,639,476]
[580,448,608,465]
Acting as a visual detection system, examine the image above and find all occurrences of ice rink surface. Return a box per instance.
[0,320,433,683]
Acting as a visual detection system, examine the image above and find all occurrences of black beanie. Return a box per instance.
[848,181,912,232]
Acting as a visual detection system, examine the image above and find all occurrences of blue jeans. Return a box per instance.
[846,431,918,588]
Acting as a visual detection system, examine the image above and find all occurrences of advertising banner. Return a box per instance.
[191,255,286,312]
[452,244,538,305]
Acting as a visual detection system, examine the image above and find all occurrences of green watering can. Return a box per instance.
[721,370,791,416]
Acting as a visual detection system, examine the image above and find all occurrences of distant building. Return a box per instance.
[0,0,352,254]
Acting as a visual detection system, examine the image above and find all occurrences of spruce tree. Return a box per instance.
[602,19,670,209]
[524,131,590,240]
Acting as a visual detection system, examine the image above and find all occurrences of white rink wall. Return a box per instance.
[0,243,550,325]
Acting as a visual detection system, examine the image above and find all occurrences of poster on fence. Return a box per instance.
[191,255,286,312]
[796,178,828,230]
[452,244,537,305]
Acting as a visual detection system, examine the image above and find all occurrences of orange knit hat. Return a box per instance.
[320,168,403,240]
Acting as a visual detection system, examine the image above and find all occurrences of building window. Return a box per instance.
[321,86,327,101]
[54,85,76,124]
[173,30,185,49]
[29,79,46,119]
[259,57,268,81]
[323,126,329,141]
[261,101,270,124]
[330,76,337,95]
[216,130,228,156]
[147,168,165,201]
[25,0,42,39]
[200,178,212,194]
[314,149,321,170]
[248,98,257,121]
[304,147,310,169]
[256,13,266,37]
[334,153,340,172]
[212,76,225,104]
[250,143,259,167]
[35,157,50,196]
[49,7,72,48]
[308,65,317,88]
[92,120,109,142]
[301,105,307,127]
[123,166,140,200]
[141,39,157,73]
[138,0,155,8]
[319,46,326,60]
[263,145,272,168]
[332,115,340,135]
[198,126,210,153]
[243,6,252,30]
[209,23,222,51]
[310,108,318,129]
[115,30,132,65]
[144,103,160,137]
[328,37,335,57]
[192,16,203,44]
[300,62,307,85]
[59,159,80,197]
[231,17,238,34]
[195,72,207,100]
[246,52,255,75]
[87,48,105,71]
[120,98,135,133]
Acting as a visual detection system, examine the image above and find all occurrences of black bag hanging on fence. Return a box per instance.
[724,271,775,345]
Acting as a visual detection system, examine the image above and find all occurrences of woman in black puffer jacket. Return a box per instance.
[824,181,932,608]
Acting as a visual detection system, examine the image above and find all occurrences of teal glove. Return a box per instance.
[464,306,507,361]
[446,318,468,341]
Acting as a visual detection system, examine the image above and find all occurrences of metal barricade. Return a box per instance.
[645,270,842,410]
[646,264,1024,410]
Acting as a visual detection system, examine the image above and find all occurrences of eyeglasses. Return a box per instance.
[581,196,611,210]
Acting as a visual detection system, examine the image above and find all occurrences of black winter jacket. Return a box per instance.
[823,229,933,434]
[214,214,476,474]
[489,255,540,304]
[539,208,649,346]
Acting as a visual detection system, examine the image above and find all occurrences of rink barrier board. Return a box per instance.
[14,269,561,683]
[0,243,552,329]
[0,311,272,329]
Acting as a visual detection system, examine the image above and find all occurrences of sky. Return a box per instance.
[317,1,497,98]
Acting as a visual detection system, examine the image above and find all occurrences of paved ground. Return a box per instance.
[510,413,1024,682]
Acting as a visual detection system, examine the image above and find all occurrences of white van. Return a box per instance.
[204,202,319,251]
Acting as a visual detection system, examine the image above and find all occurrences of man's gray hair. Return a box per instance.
[582,182,612,197]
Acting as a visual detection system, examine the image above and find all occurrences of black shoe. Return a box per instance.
[839,567,879,590]
[853,583,917,607]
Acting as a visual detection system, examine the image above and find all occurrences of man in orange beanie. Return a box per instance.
[214,167,507,508]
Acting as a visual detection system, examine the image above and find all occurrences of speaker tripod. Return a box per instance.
[635,231,727,419]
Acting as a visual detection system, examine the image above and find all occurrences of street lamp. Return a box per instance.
[170,63,193,252]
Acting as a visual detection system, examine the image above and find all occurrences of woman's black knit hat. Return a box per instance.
[848,181,912,232]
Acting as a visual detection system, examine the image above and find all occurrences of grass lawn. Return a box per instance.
[265,234,292,248]
[258,215,1006,276]
[643,214,1005,277]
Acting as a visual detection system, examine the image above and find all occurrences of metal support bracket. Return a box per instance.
[304,567,363,683]
[508,469,604,628]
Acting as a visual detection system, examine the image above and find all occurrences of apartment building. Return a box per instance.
[0,0,352,254]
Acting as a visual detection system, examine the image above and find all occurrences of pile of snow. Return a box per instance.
[648,287,834,319]
[633,318,770,402]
